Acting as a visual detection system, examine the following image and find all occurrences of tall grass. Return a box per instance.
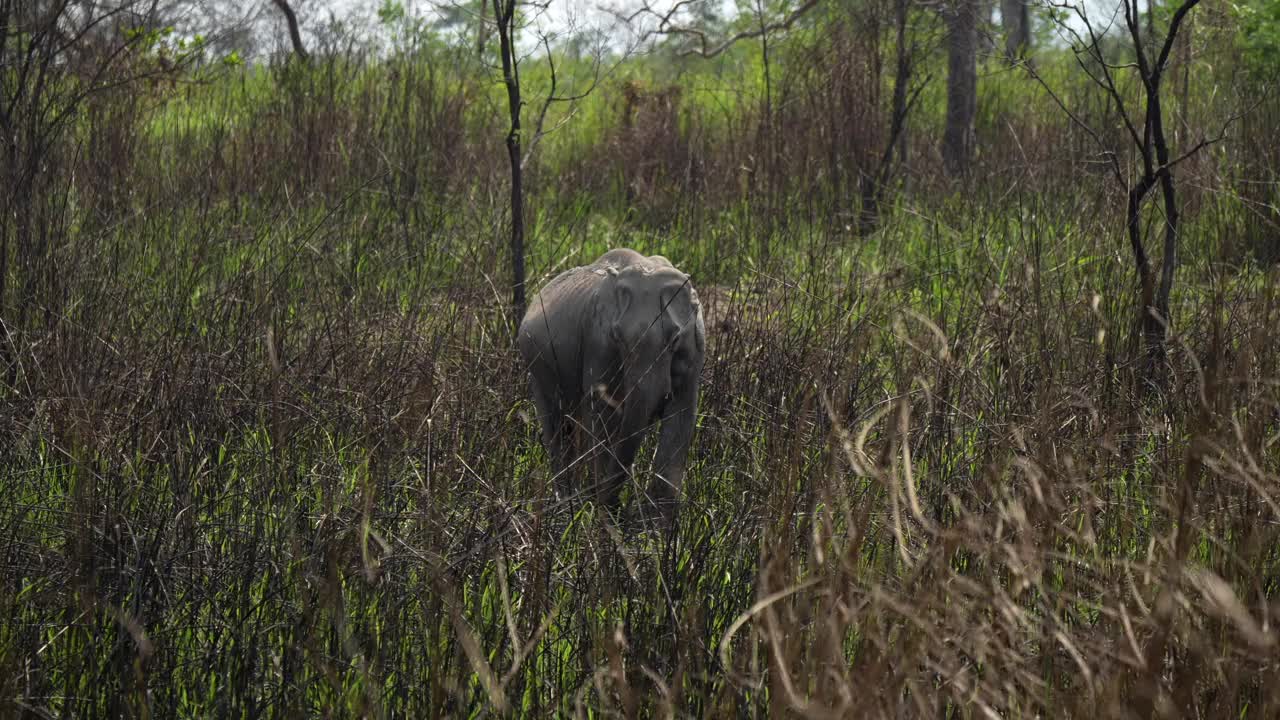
[2,19,1279,718]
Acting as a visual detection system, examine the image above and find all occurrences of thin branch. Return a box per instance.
[1156,0,1202,76]
[524,33,559,168]
[523,27,630,168]
[615,0,821,59]
[1120,0,1157,176]
[1018,58,1125,187]
[616,0,704,28]
[1068,1,1145,158]
[684,0,819,58]
[876,72,933,188]
[1123,0,1150,85]
[1158,98,1260,175]
[270,0,309,62]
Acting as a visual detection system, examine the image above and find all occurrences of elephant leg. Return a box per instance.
[647,378,699,526]
[587,396,645,513]
[555,406,589,500]
[529,375,574,499]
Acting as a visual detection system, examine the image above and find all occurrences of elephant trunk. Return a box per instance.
[647,379,697,527]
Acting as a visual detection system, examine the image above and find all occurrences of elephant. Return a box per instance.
[518,248,705,526]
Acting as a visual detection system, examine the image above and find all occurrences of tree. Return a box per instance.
[1000,0,1028,58]
[942,0,978,177]
[492,0,525,329]
[481,0,609,331]
[858,0,936,234]
[1030,0,1223,371]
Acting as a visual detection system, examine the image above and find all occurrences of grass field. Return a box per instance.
[2,7,1279,718]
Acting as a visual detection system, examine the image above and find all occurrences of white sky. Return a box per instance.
[296,0,715,53]
[247,0,1134,58]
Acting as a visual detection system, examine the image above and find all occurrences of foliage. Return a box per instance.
[1235,0,1280,76]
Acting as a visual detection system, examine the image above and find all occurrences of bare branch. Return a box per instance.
[614,0,821,59]
[1066,1,1146,160]
[523,33,568,167]
[270,0,309,62]
[616,0,704,28]
[1159,96,1261,175]
[1122,0,1150,86]
[522,19,634,167]
[1155,0,1203,75]
[875,71,932,189]
[1017,57,1125,187]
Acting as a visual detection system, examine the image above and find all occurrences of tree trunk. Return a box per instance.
[0,146,15,388]
[976,0,996,53]
[857,0,913,236]
[1150,81,1178,359]
[1126,179,1160,359]
[271,0,309,62]
[1001,0,1029,58]
[494,0,526,331]
[1134,0,1199,367]
[942,0,977,177]
[475,0,490,59]
[1155,170,1179,344]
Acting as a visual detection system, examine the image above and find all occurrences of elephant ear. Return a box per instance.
[671,278,701,348]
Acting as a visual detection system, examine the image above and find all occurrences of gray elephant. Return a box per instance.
[518,248,705,525]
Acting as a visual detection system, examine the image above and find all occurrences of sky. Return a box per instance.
[290,0,711,54]
[217,0,1129,59]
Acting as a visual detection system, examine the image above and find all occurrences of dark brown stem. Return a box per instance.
[859,0,923,236]
[942,0,977,177]
[271,0,310,62]
[616,0,820,59]
[493,0,525,331]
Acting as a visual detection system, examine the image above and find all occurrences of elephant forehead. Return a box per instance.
[617,265,690,284]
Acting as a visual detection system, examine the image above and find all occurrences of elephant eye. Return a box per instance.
[671,354,688,378]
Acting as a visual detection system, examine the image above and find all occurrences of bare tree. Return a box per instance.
[484,0,610,331]
[1029,0,1231,370]
[492,0,525,327]
[859,0,935,234]
[942,0,978,176]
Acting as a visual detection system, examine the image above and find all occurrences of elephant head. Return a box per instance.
[605,265,699,413]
